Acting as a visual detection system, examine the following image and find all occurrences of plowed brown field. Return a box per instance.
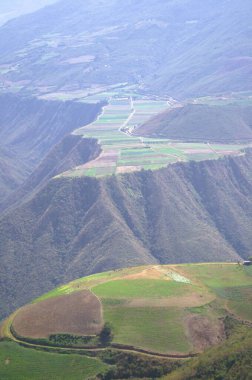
[12,290,103,339]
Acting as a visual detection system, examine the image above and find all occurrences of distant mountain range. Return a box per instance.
[0,0,251,98]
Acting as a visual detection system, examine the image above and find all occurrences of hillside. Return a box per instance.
[167,321,252,380]
[1,263,252,379]
[135,104,252,142]
[0,94,102,204]
[0,0,251,98]
[0,151,252,319]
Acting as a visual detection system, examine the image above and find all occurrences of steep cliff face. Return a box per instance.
[0,94,102,202]
[0,151,251,319]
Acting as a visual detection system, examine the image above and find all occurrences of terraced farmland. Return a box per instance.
[56,96,250,178]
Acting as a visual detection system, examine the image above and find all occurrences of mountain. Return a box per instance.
[0,94,102,204]
[135,104,252,142]
[0,150,252,319]
[0,0,251,98]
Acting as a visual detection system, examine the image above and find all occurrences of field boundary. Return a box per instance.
[5,320,197,359]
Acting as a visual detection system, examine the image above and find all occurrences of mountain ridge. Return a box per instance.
[0,150,251,319]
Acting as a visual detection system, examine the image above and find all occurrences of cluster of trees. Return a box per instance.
[10,322,113,349]
[98,351,180,379]
[99,323,113,346]
[49,334,95,347]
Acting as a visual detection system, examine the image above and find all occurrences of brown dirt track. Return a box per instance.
[12,290,103,339]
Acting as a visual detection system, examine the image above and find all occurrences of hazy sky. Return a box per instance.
[0,0,58,26]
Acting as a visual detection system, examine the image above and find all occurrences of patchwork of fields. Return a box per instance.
[2,264,252,357]
[55,96,251,178]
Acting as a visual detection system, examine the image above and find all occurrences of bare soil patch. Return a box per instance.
[116,166,141,174]
[82,151,119,168]
[127,293,214,308]
[12,290,103,339]
[185,314,225,352]
[122,267,166,280]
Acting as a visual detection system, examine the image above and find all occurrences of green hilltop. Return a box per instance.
[1,263,251,379]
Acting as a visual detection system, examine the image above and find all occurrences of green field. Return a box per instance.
[0,341,108,380]
[93,279,190,298]
[103,306,190,353]
[183,263,252,287]
[182,264,252,320]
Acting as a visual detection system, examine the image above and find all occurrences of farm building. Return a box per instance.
[243,260,252,266]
